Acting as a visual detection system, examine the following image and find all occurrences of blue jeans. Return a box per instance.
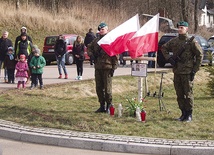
[56,55,67,75]
[0,60,8,80]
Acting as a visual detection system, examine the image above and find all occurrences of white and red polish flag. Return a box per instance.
[97,14,140,56]
[127,13,159,58]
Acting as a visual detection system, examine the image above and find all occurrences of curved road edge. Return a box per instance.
[0,119,213,155]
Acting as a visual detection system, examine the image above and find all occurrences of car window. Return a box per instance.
[208,38,214,42]
[45,36,58,46]
[195,36,209,47]
[69,36,77,45]
[159,36,175,45]
[208,38,214,46]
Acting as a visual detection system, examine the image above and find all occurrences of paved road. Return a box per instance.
[0,62,169,90]
[0,137,151,155]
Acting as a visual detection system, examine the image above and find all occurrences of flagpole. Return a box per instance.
[154,53,157,93]
[126,13,159,104]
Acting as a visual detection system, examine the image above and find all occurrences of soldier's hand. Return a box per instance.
[168,57,176,66]
[190,71,195,81]
[110,69,114,77]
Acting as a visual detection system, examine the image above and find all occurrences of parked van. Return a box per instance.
[42,34,89,65]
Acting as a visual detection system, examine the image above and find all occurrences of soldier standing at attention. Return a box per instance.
[87,23,118,113]
[161,21,203,122]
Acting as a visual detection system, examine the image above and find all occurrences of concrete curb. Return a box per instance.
[0,119,213,155]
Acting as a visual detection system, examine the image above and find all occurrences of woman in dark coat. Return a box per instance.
[73,36,85,80]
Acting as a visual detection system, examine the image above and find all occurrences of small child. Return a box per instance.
[4,47,16,84]
[15,54,29,89]
[30,48,46,89]
[28,45,38,87]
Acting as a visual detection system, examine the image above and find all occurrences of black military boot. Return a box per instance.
[177,110,186,121]
[183,110,192,122]
[95,102,106,113]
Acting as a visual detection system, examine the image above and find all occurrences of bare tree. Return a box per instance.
[52,0,56,15]
[147,0,150,14]
[26,0,28,10]
[181,0,189,22]
[194,0,199,32]
[5,0,210,32]
[56,0,61,14]
[16,0,20,10]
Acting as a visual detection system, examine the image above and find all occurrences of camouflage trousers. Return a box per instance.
[95,69,112,104]
[173,74,194,111]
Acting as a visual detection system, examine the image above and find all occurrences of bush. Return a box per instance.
[206,66,214,95]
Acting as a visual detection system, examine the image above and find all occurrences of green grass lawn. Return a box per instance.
[0,70,213,140]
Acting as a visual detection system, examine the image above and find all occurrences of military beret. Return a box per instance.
[98,22,107,31]
[177,21,188,28]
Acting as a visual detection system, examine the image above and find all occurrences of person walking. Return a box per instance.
[30,48,46,89]
[4,47,16,84]
[15,54,28,89]
[73,36,85,80]
[54,35,68,79]
[84,28,96,66]
[0,31,13,83]
[87,22,118,113]
[161,21,203,122]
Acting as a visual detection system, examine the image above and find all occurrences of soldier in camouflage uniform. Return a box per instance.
[87,23,118,113]
[161,21,203,122]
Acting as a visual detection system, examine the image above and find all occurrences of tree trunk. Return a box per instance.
[147,0,150,14]
[56,0,60,14]
[181,0,189,22]
[52,0,56,15]
[16,0,20,10]
[26,0,28,10]
[194,0,199,32]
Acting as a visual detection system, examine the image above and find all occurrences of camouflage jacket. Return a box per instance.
[87,35,118,70]
[161,34,203,74]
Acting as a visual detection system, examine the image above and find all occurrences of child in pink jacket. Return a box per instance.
[15,54,28,89]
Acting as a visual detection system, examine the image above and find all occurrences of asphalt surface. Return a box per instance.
[0,63,134,89]
[0,63,213,155]
[0,137,149,155]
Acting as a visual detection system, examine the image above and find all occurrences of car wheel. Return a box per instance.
[157,53,166,67]
[66,53,74,65]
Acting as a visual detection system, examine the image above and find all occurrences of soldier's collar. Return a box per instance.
[178,34,188,40]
